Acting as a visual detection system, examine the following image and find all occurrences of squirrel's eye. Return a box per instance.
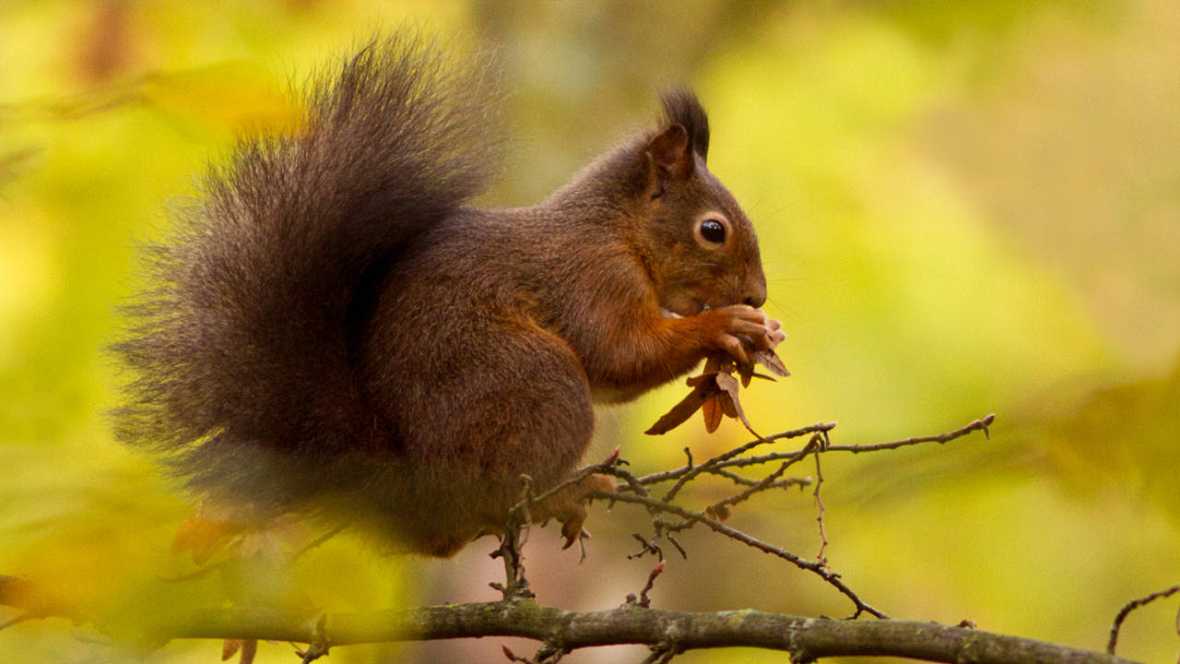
[698,218,727,245]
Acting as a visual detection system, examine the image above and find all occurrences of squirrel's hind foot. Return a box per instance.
[529,474,616,549]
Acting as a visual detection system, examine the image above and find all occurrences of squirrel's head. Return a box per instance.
[632,89,766,317]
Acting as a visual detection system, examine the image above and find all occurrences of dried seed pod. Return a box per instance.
[646,348,788,437]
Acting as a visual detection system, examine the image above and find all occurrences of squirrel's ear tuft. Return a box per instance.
[647,124,692,179]
[660,88,709,162]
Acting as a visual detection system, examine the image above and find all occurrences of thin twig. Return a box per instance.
[501,644,533,663]
[704,461,790,520]
[291,525,349,563]
[707,466,809,489]
[699,413,995,475]
[640,422,838,494]
[0,612,34,631]
[630,561,665,609]
[293,613,329,663]
[812,431,829,564]
[822,414,995,454]
[627,534,662,561]
[636,416,991,490]
[1108,584,1180,654]
[639,644,680,664]
[595,491,887,619]
[489,477,537,601]
[161,525,347,584]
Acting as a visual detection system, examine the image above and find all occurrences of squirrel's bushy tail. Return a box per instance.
[113,34,501,516]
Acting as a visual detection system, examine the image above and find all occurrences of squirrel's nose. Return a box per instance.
[742,280,767,309]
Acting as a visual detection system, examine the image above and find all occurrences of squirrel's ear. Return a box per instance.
[646,123,694,180]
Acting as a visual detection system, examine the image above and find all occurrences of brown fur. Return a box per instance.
[113,35,771,555]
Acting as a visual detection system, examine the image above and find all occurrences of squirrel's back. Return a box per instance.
[112,35,502,518]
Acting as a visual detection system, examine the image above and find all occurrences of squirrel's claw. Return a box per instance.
[560,521,583,550]
[532,474,615,550]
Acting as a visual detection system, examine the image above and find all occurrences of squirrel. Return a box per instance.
[113,35,783,558]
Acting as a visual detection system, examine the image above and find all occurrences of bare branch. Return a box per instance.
[595,416,995,620]
[823,413,995,454]
[703,459,795,521]
[811,434,829,564]
[635,415,993,490]
[638,422,837,492]
[5,413,1143,663]
[1107,584,1180,655]
[161,524,348,584]
[0,612,34,631]
[624,561,665,609]
[118,601,1133,664]
[595,490,886,619]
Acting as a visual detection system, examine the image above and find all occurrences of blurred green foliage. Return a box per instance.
[1,1,1177,663]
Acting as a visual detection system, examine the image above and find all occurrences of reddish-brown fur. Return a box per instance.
[113,35,778,556]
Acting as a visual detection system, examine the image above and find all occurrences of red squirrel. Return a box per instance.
[113,35,783,557]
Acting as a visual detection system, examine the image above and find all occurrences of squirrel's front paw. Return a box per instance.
[532,474,616,549]
[700,305,785,364]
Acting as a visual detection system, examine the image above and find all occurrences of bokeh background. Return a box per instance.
[2,1,1179,662]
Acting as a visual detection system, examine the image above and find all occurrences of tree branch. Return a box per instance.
[1,414,1154,662]
[145,601,1134,664]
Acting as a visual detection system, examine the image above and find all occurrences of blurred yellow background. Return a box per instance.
[1,1,1178,662]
